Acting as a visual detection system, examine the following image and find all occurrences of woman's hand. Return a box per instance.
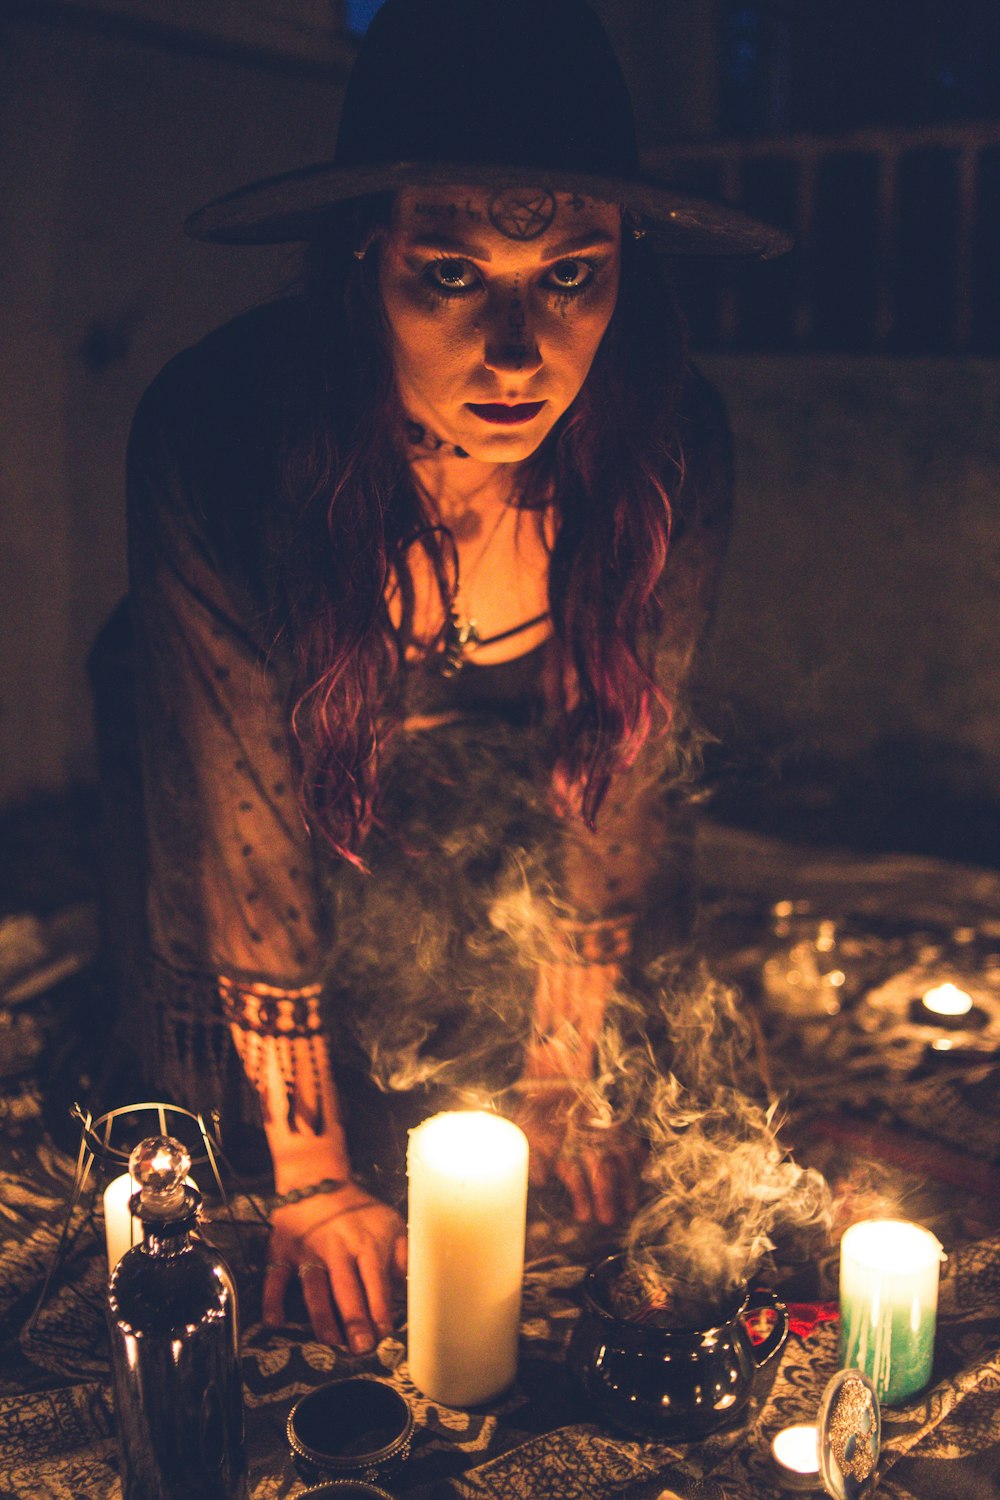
[509,1084,644,1226]
[226,1004,406,1349]
[265,1183,407,1352]
[514,950,644,1225]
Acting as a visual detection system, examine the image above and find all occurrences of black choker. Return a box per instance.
[405,419,469,459]
[438,608,551,676]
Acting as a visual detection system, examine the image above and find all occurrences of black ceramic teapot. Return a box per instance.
[568,1252,789,1440]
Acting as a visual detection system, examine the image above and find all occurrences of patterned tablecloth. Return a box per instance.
[1,820,999,1499]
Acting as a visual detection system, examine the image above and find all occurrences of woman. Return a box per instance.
[124,0,786,1355]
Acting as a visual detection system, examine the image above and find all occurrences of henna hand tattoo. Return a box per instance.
[220,976,329,1135]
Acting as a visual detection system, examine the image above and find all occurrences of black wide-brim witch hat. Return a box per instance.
[186,0,790,260]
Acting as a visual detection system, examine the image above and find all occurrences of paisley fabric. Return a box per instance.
[3,824,999,1498]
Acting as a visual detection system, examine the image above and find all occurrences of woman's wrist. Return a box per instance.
[268,1174,354,1211]
[524,931,629,1082]
[268,1121,353,1196]
[220,973,332,1136]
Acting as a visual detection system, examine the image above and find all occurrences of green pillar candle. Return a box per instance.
[839,1219,944,1406]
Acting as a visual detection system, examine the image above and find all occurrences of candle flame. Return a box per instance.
[772,1423,819,1475]
[411,1110,528,1182]
[842,1218,944,1274]
[921,982,973,1017]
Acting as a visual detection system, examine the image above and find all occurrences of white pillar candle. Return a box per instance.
[103,1173,142,1271]
[840,1218,944,1405]
[407,1110,529,1407]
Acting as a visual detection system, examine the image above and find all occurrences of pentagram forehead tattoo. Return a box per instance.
[488,188,557,241]
[411,191,596,240]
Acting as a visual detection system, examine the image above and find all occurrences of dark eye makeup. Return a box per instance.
[419,256,602,303]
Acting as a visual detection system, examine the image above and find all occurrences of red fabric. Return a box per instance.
[788,1301,839,1339]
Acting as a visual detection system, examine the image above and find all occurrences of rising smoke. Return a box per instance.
[615,961,831,1325]
[321,714,830,1317]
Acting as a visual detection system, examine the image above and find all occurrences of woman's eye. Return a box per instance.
[425,259,479,295]
[547,258,594,292]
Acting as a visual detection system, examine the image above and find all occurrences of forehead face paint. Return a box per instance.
[488,188,558,241]
[506,273,530,370]
[379,185,621,463]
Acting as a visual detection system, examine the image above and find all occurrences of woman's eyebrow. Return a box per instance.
[542,229,618,258]
[407,232,493,260]
[404,228,619,262]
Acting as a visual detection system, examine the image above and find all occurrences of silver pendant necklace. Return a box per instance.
[410,445,552,675]
[437,498,509,674]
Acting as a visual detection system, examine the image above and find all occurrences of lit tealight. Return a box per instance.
[771,1423,820,1489]
[921,982,973,1018]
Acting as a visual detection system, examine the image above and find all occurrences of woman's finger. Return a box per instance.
[392,1229,408,1280]
[356,1244,395,1338]
[262,1255,294,1327]
[297,1259,344,1348]
[621,1144,642,1216]
[324,1243,378,1354]
[528,1145,554,1186]
[611,1142,641,1221]
[584,1145,620,1227]
[557,1152,593,1222]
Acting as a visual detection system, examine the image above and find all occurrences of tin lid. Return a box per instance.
[288,1377,414,1481]
[817,1369,881,1500]
[298,1484,396,1499]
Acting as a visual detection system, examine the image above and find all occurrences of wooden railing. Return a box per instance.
[645,121,1000,353]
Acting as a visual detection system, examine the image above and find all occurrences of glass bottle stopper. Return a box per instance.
[129,1136,192,1220]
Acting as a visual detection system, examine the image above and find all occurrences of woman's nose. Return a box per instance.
[482,290,543,375]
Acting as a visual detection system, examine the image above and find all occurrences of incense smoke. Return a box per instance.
[617,961,831,1324]
[319,717,829,1315]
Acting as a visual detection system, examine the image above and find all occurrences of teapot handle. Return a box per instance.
[742,1287,790,1368]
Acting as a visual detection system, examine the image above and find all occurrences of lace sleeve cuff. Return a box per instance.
[218,975,328,1134]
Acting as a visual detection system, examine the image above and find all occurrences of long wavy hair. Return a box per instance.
[280,196,688,866]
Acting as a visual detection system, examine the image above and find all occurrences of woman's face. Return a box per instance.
[378,185,621,463]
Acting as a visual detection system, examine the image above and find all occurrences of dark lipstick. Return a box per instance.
[466,401,546,425]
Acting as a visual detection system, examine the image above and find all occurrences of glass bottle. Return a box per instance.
[106,1136,248,1500]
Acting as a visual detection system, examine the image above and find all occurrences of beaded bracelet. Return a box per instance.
[550,914,635,966]
[269,1176,354,1210]
[506,1076,581,1094]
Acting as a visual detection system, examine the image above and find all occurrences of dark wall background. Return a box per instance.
[2,0,999,867]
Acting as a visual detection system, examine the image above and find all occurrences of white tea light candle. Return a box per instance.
[921,982,973,1017]
[840,1218,944,1405]
[407,1110,529,1407]
[771,1423,820,1490]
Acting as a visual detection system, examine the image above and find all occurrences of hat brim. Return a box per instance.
[185,159,791,259]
